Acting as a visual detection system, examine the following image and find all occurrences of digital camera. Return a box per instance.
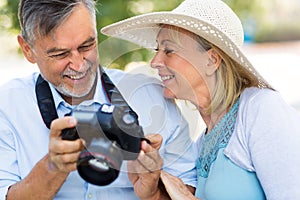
[61,104,146,186]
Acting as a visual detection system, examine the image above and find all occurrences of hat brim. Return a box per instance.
[101,12,268,88]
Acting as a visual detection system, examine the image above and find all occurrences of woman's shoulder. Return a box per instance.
[239,87,287,114]
[241,87,278,102]
[225,87,300,171]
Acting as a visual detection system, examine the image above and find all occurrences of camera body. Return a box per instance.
[61,104,145,186]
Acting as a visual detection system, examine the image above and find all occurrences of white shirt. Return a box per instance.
[0,68,197,200]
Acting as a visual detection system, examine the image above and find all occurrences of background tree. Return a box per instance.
[1,0,299,69]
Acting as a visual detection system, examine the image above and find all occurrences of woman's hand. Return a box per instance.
[127,134,164,200]
[160,171,198,200]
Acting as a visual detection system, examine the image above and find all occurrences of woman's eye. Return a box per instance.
[164,48,174,55]
[154,47,174,55]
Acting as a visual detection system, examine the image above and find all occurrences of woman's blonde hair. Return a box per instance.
[209,46,262,114]
[163,25,272,114]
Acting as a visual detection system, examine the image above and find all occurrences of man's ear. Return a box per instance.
[205,48,222,76]
[17,35,36,64]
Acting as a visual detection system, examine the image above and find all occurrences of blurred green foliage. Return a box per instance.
[0,0,184,69]
[1,0,299,69]
[95,0,183,69]
[0,0,19,32]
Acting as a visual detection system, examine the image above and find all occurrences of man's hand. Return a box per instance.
[144,133,163,150]
[48,116,85,172]
[127,134,164,200]
[6,116,85,200]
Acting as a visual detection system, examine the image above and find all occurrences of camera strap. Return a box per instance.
[101,71,138,121]
[35,68,137,129]
[35,75,59,129]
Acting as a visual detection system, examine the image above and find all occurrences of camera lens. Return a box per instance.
[76,139,123,186]
[88,158,110,171]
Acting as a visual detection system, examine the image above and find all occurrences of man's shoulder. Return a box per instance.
[0,73,38,106]
[104,68,181,118]
[105,68,163,97]
[0,72,38,91]
[105,68,161,84]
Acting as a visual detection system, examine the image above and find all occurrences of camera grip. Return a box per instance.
[61,127,79,140]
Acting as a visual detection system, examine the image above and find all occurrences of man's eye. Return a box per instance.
[78,43,96,52]
[49,52,68,59]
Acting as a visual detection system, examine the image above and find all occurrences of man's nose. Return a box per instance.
[69,51,85,71]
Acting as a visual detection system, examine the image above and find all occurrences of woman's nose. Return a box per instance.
[150,51,164,69]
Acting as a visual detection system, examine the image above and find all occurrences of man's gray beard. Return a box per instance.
[55,71,97,99]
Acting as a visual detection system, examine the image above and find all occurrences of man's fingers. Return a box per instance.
[49,150,81,172]
[137,151,155,173]
[145,134,163,150]
[141,140,155,153]
[128,152,162,174]
[135,150,163,173]
[49,136,84,154]
[50,117,77,137]
[52,151,80,164]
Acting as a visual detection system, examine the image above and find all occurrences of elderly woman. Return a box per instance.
[101,0,300,199]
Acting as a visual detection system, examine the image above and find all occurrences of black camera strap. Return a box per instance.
[35,68,137,129]
[101,71,138,120]
[35,75,59,129]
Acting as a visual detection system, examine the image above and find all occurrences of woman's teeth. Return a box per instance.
[161,75,175,81]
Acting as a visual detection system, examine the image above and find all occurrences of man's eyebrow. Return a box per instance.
[46,47,68,55]
[46,36,96,54]
[81,36,96,45]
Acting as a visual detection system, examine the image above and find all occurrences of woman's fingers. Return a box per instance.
[160,171,197,200]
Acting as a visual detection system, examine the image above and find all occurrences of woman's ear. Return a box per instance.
[205,48,222,76]
[17,35,36,64]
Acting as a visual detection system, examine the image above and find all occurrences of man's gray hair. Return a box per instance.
[18,0,97,45]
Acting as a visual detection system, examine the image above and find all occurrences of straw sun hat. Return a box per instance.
[101,0,268,88]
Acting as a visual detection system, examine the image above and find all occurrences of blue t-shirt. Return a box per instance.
[195,87,300,200]
[196,99,265,199]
